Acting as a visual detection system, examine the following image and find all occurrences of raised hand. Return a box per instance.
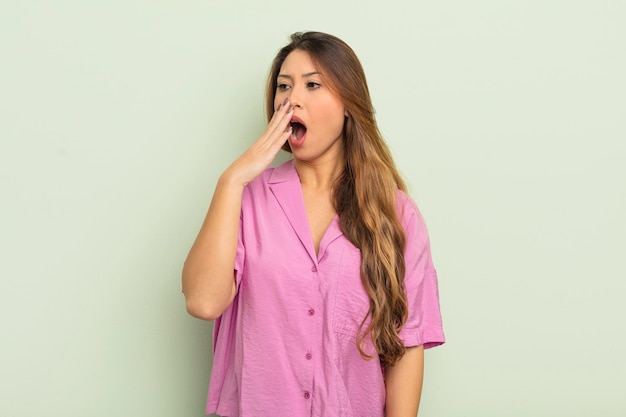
[182,99,294,319]
[224,98,293,186]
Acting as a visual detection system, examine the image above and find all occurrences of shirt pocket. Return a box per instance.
[331,245,371,339]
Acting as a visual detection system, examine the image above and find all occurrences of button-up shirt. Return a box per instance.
[206,160,444,417]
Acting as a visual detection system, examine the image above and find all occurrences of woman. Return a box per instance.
[183,31,445,417]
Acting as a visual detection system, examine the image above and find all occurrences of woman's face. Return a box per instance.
[274,49,346,165]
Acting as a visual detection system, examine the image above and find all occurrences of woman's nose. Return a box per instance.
[287,87,302,108]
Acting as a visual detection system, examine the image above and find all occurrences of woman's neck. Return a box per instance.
[294,157,344,190]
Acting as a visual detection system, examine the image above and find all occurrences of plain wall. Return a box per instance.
[1,1,624,416]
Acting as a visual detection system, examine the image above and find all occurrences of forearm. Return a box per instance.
[182,174,244,320]
[385,345,424,417]
[182,100,294,320]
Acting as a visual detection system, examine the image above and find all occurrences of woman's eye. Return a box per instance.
[307,82,321,89]
[277,83,291,91]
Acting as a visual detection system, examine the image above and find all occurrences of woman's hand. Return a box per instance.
[183,99,294,320]
[223,98,293,186]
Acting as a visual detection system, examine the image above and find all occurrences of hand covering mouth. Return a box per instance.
[289,117,307,140]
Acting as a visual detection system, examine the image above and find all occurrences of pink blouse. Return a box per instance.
[206,160,444,417]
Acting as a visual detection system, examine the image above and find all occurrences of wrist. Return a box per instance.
[218,169,247,190]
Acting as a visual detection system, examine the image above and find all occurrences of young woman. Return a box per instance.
[182,31,445,417]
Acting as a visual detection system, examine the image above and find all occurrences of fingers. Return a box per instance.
[248,99,292,155]
[226,100,294,185]
[265,99,293,139]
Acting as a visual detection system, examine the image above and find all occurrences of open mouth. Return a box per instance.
[290,119,307,141]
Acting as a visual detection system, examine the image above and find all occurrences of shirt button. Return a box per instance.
[311,266,317,272]
[304,391,310,399]
[305,352,312,360]
[308,308,315,316]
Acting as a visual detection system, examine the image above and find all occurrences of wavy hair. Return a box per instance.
[265,32,408,367]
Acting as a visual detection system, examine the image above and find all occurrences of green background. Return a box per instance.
[1,1,624,416]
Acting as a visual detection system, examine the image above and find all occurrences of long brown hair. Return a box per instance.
[266,32,408,367]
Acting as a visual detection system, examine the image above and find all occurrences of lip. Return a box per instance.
[288,115,307,147]
[289,115,306,126]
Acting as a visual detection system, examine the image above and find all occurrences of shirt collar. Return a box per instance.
[268,159,297,184]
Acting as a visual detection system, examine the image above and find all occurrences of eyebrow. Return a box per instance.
[277,71,321,80]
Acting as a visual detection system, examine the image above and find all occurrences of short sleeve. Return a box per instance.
[234,212,245,289]
[397,193,445,349]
